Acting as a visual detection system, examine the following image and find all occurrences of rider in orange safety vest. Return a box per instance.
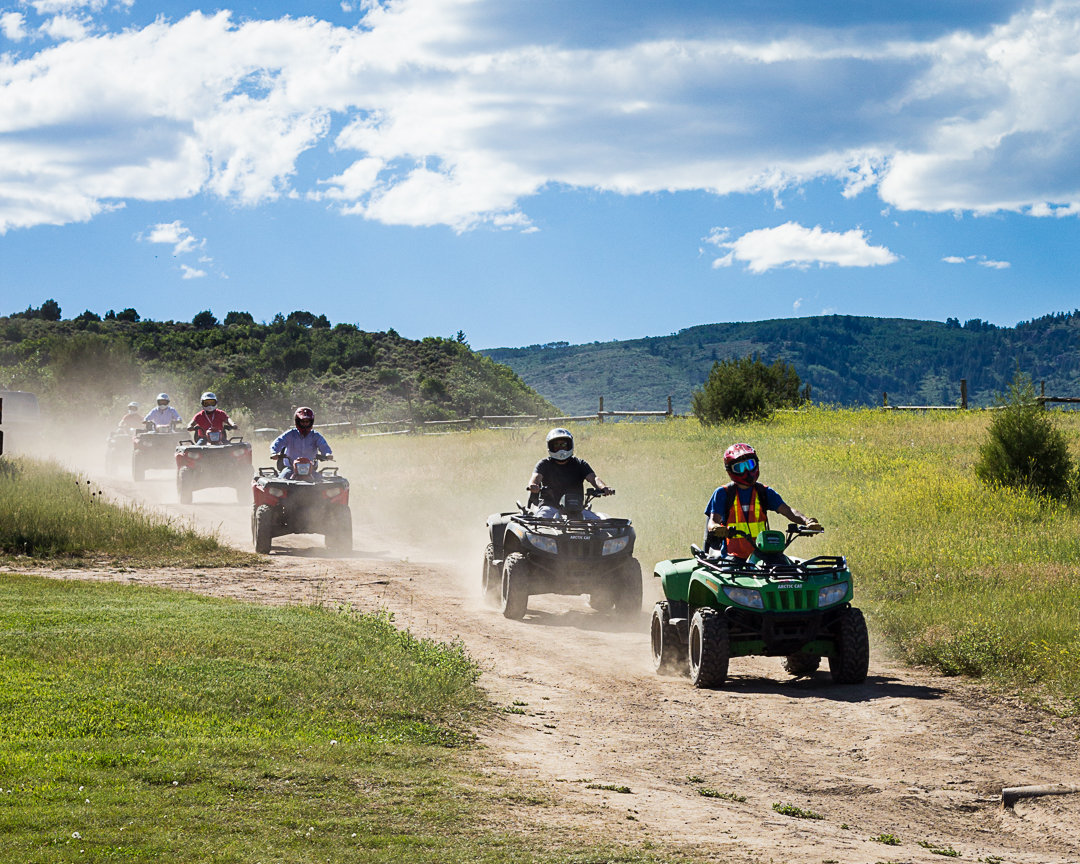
[704,443,820,558]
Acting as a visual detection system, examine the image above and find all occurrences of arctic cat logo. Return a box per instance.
[568,536,589,541]
[777,582,798,589]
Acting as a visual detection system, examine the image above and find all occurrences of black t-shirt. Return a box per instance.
[533,456,595,507]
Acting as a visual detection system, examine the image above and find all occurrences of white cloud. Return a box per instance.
[793,297,802,310]
[38,14,89,41]
[942,256,965,263]
[979,259,1011,269]
[708,222,897,274]
[5,1,1080,231]
[145,221,202,255]
[181,264,206,279]
[1,12,28,41]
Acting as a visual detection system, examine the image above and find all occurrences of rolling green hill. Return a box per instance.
[0,304,556,426]
[484,313,1080,413]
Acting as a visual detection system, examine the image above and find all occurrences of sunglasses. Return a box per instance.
[728,458,757,474]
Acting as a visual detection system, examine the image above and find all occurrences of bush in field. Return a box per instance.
[975,372,1074,500]
[691,354,803,423]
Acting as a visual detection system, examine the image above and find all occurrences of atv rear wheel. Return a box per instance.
[689,607,729,688]
[482,544,500,605]
[651,601,686,674]
[829,607,870,685]
[501,552,530,620]
[253,504,273,554]
[588,586,616,612]
[325,506,353,553]
[177,467,193,505]
[131,458,145,482]
[234,480,253,505]
[614,557,643,617]
[783,653,821,677]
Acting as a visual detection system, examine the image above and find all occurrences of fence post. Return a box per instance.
[960,379,967,410]
[883,392,888,408]
[667,395,673,416]
[598,395,604,424]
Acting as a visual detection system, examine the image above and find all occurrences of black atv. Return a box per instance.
[132,423,186,481]
[104,428,133,475]
[484,488,641,620]
[174,429,253,504]
[251,456,352,554]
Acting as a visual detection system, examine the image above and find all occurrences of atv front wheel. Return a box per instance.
[783,653,821,677]
[501,552,530,620]
[177,467,193,505]
[829,607,870,685]
[325,506,353,553]
[614,557,643,617]
[482,544,500,605]
[253,504,274,554]
[651,601,686,674]
[689,607,729,688]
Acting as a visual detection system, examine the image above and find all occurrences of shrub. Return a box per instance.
[975,372,1074,500]
[691,354,803,423]
[192,309,218,329]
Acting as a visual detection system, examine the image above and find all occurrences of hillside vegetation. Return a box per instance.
[0,305,556,426]
[484,312,1080,413]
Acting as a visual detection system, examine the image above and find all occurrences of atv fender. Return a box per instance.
[687,571,721,611]
[653,558,695,604]
[501,520,529,557]
[486,512,518,555]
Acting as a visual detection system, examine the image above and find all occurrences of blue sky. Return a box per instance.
[2,0,1079,348]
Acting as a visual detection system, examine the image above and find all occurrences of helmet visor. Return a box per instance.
[728,458,757,474]
[547,438,572,453]
[296,418,313,429]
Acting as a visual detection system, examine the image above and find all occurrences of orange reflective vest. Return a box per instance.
[724,482,770,559]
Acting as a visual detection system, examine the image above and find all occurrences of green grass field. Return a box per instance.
[0,575,685,864]
[338,409,1080,711]
[0,458,255,567]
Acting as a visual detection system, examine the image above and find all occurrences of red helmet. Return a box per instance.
[294,407,314,432]
[723,443,759,486]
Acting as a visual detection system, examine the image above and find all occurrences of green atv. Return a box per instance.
[650,525,869,687]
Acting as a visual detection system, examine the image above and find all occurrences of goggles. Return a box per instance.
[157,400,169,405]
[202,400,217,408]
[727,458,757,474]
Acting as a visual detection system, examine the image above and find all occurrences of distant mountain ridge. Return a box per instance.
[483,313,1080,414]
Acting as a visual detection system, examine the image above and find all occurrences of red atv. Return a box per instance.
[251,456,352,554]
[174,429,253,504]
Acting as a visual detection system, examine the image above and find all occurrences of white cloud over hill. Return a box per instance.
[4,0,1080,233]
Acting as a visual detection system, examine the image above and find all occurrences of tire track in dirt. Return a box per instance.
[33,467,1080,864]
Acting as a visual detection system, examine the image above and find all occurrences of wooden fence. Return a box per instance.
[330,396,677,438]
[882,378,1077,411]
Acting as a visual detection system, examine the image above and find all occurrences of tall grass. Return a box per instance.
[0,458,254,566]
[336,410,1080,710]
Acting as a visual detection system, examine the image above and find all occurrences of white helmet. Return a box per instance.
[127,401,139,411]
[157,393,170,404]
[545,428,574,461]
[200,391,218,408]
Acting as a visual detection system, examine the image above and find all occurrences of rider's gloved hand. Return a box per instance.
[527,484,540,493]
[805,518,823,531]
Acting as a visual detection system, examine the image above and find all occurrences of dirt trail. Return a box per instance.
[31,467,1080,864]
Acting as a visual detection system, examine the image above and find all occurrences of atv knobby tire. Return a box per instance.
[501,552,530,620]
[614,557,643,617]
[325,506,353,553]
[783,653,821,677]
[253,504,274,554]
[482,544,500,605]
[131,458,145,482]
[651,601,686,674]
[689,607,730,688]
[234,480,253,505]
[177,467,193,505]
[828,607,870,685]
[588,586,616,612]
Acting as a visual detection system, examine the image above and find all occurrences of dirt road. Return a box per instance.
[33,468,1080,864]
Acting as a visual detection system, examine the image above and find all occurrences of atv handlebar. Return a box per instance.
[586,487,614,500]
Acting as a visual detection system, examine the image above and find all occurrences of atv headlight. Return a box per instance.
[528,534,558,554]
[723,586,764,609]
[602,536,629,556]
[817,582,849,608]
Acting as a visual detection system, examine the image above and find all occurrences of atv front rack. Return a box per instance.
[511,513,630,531]
[692,547,848,580]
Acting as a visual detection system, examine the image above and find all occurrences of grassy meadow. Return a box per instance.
[0,458,254,566]
[0,575,684,864]
[337,409,1080,710]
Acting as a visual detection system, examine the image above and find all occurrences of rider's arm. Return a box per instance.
[584,472,612,494]
[527,470,543,493]
[777,503,818,527]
